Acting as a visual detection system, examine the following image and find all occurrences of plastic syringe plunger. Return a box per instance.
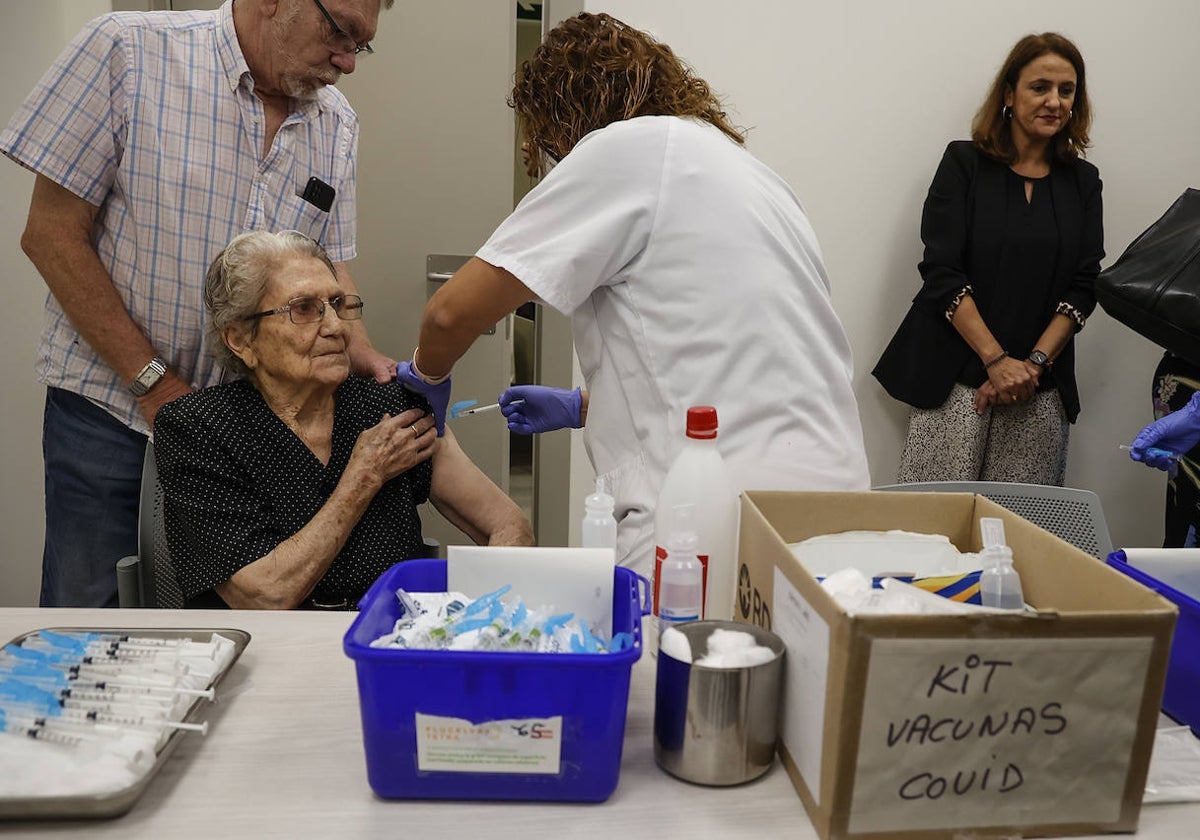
[978,517,1025,611]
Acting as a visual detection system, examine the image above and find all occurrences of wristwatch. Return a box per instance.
[1028,349,1051,369]
[129,356,168,397]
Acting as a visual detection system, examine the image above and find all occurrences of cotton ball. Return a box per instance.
[696,643,777,669]
[694,651,734,668]
[734,645,778,667]
[659,626,693,663]
[706,628,757,654]
[820,567,872,599]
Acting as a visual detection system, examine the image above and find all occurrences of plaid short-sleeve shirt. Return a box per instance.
[0,1,359,433]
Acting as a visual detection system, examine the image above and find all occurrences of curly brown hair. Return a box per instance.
[511,12,744,177]
[971,32,1092,164]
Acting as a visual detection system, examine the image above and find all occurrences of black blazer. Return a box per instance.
[872,141,1103,423]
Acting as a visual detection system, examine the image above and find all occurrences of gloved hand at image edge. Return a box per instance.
[499,386,583,435]
[395,361,452,436]
[1129,391,1200,474]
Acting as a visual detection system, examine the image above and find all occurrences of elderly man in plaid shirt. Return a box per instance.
[1,0,396,607]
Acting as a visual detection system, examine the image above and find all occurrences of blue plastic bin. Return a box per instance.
[343,559,650,802]
[1107,550,1200,734]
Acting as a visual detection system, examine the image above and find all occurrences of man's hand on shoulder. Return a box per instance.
[351,344,398,384]
[140,370,194,430]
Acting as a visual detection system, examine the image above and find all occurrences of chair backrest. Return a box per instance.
[872,481,1114,560]
[135,440,186,608]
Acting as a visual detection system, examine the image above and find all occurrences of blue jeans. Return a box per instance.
[42,388,147,607]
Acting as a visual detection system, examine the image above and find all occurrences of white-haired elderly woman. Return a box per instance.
[154,230,533,609]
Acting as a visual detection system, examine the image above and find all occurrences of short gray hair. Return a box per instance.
[204,230,337,377]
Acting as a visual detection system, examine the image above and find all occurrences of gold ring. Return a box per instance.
[1011,394,1017,402]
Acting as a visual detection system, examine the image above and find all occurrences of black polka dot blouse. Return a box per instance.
[154,377,433,609]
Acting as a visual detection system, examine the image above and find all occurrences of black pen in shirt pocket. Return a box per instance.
[297,176,335,213]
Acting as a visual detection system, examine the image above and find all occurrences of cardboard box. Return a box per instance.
[735,491,1176,840]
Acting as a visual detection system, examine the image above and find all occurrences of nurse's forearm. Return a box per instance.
[416,257,535,378]
[415,307,487,379]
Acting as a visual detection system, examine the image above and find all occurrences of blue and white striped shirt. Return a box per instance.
[0,1,359,434]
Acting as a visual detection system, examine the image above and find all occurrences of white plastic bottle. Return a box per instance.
[657,505,703,636]
[581,478,617,549]
[653,406,738,622]
[979,517,1025,610]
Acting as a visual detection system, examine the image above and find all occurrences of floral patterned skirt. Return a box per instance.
[897,383,1069,485]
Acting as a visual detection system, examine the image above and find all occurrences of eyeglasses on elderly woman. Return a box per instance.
[244,294,364,325]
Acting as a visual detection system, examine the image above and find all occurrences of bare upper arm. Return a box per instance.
[428,427,532,546]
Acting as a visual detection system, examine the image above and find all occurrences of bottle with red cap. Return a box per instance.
[652,406,738,629]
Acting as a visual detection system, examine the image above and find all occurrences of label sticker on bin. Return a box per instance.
[415,713,562,774]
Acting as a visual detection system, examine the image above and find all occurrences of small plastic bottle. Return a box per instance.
[653,406,738,621]
[581,479,617,549]
[657,505,704,636]
[979,517,1025,610]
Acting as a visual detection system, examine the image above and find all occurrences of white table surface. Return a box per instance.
[0,607,1196,839]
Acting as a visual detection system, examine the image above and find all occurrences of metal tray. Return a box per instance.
[0,626,251,821]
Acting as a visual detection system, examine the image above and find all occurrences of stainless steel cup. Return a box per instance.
[653,620,786,786]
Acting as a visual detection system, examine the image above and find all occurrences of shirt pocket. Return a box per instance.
[276,187,334,245]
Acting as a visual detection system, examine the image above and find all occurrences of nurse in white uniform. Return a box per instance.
[398,12,870,576]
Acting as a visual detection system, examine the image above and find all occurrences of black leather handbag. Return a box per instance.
[1096,188,1200,364]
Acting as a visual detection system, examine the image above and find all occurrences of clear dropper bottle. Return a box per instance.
[657,505,703,637]
[979,517,1025,610]
[581,479,617,549]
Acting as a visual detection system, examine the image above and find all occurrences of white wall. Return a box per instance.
[589,0,1200,550]
[0,1,110,606]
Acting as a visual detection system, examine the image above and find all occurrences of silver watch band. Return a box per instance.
[130,356,168,397]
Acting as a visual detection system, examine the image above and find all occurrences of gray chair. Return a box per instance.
[116,440,185,608]
[872,481,1114,560]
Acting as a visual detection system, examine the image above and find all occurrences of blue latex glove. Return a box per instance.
[395,361,451,436]
[1129,391,1200,474]
[499,386,582,435]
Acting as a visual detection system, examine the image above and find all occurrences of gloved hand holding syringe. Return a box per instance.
[450,399,508,419]
[1119,443,1183,475]
[451,386,584,435]
[1126,390,1200,476]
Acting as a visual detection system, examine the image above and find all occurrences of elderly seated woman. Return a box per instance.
[154,230,533,609]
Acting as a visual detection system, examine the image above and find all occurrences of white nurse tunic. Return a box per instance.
[477,115,870,575]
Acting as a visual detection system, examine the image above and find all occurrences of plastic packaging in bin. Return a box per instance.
[343,559,650,802]
[1107,549,1200,735]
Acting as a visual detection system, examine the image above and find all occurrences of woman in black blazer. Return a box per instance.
[873,32,1103,485]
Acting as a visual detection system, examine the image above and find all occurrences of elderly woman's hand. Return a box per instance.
[985,356,1037,404]
[347,407,438,489]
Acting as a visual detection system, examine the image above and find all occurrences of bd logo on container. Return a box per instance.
[738,563,771,628]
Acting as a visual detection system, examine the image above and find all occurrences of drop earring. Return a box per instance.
[1003,105,1013,120]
